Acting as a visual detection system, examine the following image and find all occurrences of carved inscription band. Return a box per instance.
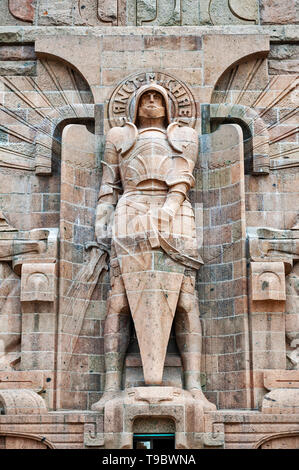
[78,0,258,26]
[109,71,196,128]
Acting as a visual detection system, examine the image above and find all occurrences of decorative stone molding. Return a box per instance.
[84,418,104,447]
[75,0,259,27]
[96,387,207,449]
[0,211,17,233]
[0,224,58,409]
[248,227,299,273]
[10,228,59,276]
[205,103,270,174]
[262,389,299,414]
[0,390,47,415]
[251,262,286,301]
[21,263,57,303]
[254,432,299,449]
[202,415,225,448]
[202,425,225,448]
[248,229,299,408]
[0,371,44,392]
[209,0,258,25]
[264,370,299,390]
[0,431,55,449]
[34,104,95,175]
[128,386,182,405]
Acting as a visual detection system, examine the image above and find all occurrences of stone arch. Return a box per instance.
[204,103,270,175]
[205,51,271,175]
[254,432,299,449]
[0,389,47,415]
[34,104,95,175]
[0,431,55,449]
[35,36,102,99]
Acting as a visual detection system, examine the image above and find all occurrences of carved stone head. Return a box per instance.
[133,83,171,126]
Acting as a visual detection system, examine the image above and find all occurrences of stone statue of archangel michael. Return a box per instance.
[92,83,216,411]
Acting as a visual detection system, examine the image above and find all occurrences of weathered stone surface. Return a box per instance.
[202,34,269,87]
[135,0,181,26]
[0,25,297,43]
[31,0,262,27]
[262,389,299,414]
[0,0,298,450]
[0,389,47,414]
[264,370,299,390]
[8,0,34,23]
[37,0,73,26]
[0,371,44,391]
[0,60,36,75]
[35,36,101,92]
[260,0,298,24]
[269,44,299,61]
[0,44,36,61]
[269,60,299,75]
[251,262,286,301]
[209,0,259,25]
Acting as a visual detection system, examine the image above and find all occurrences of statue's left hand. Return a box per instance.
[148,207,174,231]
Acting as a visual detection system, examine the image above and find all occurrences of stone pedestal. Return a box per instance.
[94,386,222,449]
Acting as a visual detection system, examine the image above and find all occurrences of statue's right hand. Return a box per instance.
[95,226,111,253]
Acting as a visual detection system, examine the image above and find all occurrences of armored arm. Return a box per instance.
[95,129,122,252]
[163,126,198,217]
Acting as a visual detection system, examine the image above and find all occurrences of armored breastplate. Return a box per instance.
[119,128,175,193]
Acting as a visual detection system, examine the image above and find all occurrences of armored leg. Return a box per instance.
[103,274,131,392]
[175,272,216,410]
[92,274,130,411]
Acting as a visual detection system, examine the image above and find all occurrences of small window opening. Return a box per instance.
[133,433,175,450]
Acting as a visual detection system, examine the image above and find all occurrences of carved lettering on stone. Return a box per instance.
[8,0,35,23]
[228,0,258,22]
[98,0,118,25]
[208,0,258,25]
[77,0,126,26]
[136,0,180,26]
[127,0,200,25]
[109,71,196,128]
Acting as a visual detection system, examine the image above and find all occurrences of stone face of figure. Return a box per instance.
[93,83,215,411]
[137,90,166,121]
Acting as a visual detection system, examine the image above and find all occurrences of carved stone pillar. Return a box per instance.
[17,229,59,410]
[248,227,299,409]
[0,215,59,412]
